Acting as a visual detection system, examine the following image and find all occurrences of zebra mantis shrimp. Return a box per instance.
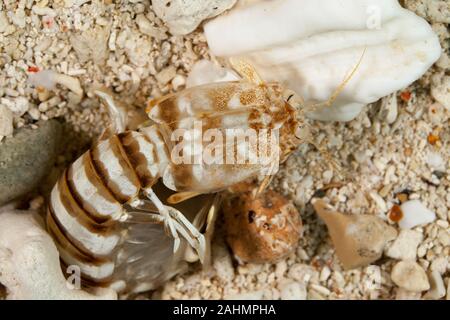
[46,54,364,293]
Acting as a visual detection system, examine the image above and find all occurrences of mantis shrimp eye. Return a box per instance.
[295,124,310,141]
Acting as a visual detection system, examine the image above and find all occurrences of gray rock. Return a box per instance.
[0,120,61,205]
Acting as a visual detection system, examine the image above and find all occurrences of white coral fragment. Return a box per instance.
[135,14,167,40]
[53,73,83,97]
[28,70,83,97]
[384,229,423,260]
[153,0,237,35]
[424,270,446,300]
[28,70,57,91]
[431,75,450,110]
[0,11,11,33]
[69,24,110,65]
[204,0,442,121]
[0,209,117,300]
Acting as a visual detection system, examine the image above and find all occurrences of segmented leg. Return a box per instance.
[254,160,279,198]
[229,57,264,85]
[144,187,206,263]
[167,191,201,205]
[185,194,221,265]
[145,188,180,251]
[166,206,206,263]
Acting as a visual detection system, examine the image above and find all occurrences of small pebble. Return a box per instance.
[156,66,177,85]
[313,199,397,270]
[212,242,234,283]
[369,190,387,212]
[395,288,421,300]
[28,107,41,120]
[279,280,307,300]
[319,266,331,282]
[0,11,10,33]
[431,75,450,110]
[385,229,423,260]
[388,204,404,222]
[423,270,446,299]
[430,257,448,274]
[426,151,445,171]
[391,261,430,292]
[396,193,409,203]
[135,14,167,40]
[381,93,398,124]
[53,73,83,97]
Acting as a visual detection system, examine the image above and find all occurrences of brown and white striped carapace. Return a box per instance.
[47,57,362,293]
[146,57,361,195]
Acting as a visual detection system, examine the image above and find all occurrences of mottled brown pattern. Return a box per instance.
[207,82,240,111]
[157,97,180,130]
[239,90,256,105]
[149,82,301,192]
[169,164,194,191]
[278,102,301,162]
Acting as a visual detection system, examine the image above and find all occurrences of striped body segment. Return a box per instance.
[47,127,170,283]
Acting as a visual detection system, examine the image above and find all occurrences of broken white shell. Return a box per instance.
[28,70,83,97]
[399,200,436,229]
[204,0,441,121]
[0,209,117,300]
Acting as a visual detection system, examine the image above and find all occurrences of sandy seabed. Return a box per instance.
[0,0,448,300]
